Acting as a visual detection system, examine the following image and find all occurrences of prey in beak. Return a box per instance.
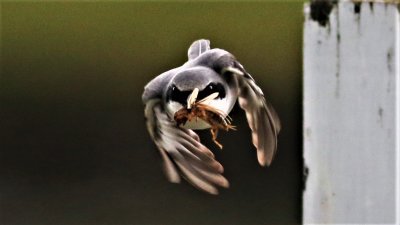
[174,88,236,149]
[142,39,281,194]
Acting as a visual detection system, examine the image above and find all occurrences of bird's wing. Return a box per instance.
[222,61,281,166]
[144,99,229,194]
[187,39,211,60]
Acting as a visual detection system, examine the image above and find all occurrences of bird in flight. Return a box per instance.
[142,39,281,194]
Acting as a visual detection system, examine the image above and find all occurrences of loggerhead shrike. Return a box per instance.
[142,39,281,194]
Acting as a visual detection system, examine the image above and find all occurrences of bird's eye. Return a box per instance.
[166,85,189,105]
[207,83,216,90]
[196,83,226,100]
[170,85,180,97]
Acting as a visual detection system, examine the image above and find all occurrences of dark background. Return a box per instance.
[1,2,303,225]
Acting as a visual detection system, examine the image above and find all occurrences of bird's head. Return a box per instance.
[164,66,229,127]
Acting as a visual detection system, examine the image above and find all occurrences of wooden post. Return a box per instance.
[303,1,400,224]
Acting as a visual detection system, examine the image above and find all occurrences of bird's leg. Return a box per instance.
[210,127,223,149]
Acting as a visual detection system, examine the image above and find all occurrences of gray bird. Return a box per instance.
[142,39,281,194]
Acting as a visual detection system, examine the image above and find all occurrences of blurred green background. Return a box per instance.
[1,2,303,225]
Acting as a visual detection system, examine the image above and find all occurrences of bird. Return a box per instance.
[142,39,281,194]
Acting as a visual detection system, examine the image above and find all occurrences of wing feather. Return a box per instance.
[144,99,228,194]
[187,39,211,60]
[228,63,281,166]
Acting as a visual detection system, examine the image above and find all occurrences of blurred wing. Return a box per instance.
[144,99,229,194]
[187,39,210,60]
[225,63,281,166]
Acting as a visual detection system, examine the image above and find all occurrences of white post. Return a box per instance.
[303,1,400,224]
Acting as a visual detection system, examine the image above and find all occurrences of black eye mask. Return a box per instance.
[166,83,226,105]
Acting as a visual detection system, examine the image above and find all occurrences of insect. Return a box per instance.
[173,89,236,149]
[142,39,281,194]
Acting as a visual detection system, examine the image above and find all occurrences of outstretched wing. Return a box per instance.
[144,99,229,194]
[223,61,281,166]
[187,39,210,60]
